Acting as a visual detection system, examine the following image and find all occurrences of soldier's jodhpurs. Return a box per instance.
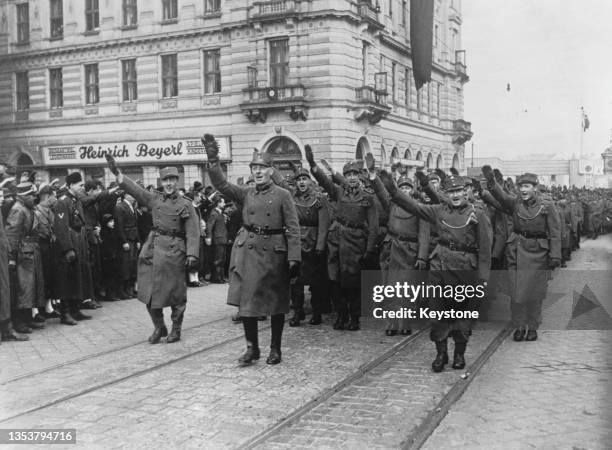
[242,313,285,350]
[291,281,327,315]
[511,298,543,330]
[331,283,361,319]
[430,323,470,344]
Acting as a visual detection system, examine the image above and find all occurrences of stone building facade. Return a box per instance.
[0,0,471,187]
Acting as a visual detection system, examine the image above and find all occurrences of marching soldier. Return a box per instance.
[202,134,300,365]
[482,168,561,342]
[366,154,429,335]
[305,146,378,331]
[288,168,330,326]
[106,155,200,344]
[380,171,492,372]
[53,172,94,325]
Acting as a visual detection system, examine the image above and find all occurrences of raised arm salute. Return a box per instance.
[203,133,300,366]
[105,153,199,344]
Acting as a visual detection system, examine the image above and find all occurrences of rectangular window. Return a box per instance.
[391,62,396,103]
[122,59,137,101]
[404,68,411,109]
[416,86,422,113]
[434,24,439,48]
[427,83,432,115]
[435,82,440,117]
[161,54,178,98]
[402,1,407,28]
[16,3,29,43]
[362,42,368,85]
[204,0,220,13]
[389,0,393,18]
[269,39,289,87]
[50,0,63,38]
[204,49,221,94]
[49,68,63,108]
[85,64,99,104]
[123,0,137,26]
[16,72,29,111]
[162,0,178,20]
[85,0,99,31]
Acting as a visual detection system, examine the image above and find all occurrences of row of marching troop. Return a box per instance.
[105,134,611,370]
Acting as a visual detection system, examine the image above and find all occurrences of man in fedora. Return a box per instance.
[202,134,300,366]
[105,156,200,344]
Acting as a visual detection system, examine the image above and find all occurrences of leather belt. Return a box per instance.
[438,238,478,254]
[151,227,186,239]
[514,230,547,239]
[336,217,366,230]
[243,224,285,235]
[387,230,418,243]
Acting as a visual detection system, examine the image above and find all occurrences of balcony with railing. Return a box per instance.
[452,119,473,145]
[357,1,383,30]
[455,50,468,81]
[240,84,308,123]
[354,85,391,125]
[251,0,300,25]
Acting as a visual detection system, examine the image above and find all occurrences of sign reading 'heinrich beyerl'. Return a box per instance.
[41,138,231,166]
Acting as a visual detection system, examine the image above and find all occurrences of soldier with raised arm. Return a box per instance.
[202,134,301,366]
[105,155,200,344]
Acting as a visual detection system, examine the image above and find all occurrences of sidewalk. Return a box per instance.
[422,235,612,449]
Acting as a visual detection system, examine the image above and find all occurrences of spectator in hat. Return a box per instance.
[53,172,94,325]
[6,182,46,334]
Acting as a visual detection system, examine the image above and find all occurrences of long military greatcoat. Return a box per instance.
[489,184,561,305]
[312,167,378,289]
[0,207,12,321]
[54,191,94,301]
[209,163,301,317]
[6,200,46,309]
[120,177,200,308]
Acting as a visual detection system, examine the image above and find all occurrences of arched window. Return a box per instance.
[436,154,443,169]
[426,153,433,169]
[416,151,422,161]
[391,147,399,161]
[356,137,369,160]
[452,153,460,170]
[404,148,412,160]
[265,137,302,159]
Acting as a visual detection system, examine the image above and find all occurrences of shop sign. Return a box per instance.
[41,137,230,166]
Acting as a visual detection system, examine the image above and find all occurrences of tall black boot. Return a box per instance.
[267,313,284,364]
[239,317,260,366]
[167,303,185,343]
[432,340,449,372]
[147,306,167,344]
[452,342,467,369]
[60,300,77,325]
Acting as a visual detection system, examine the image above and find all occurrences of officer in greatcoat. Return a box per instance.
[380,171,492,372]
[482,168,561,342]
[53,172,94,325]
[202,134,301,366]
[106,155,200,344]
[305,145,378,331]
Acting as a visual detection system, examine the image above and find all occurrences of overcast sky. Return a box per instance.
[462,0,612,160]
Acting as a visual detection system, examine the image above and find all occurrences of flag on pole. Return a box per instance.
[582,112,590,132]
[410,0,435,90]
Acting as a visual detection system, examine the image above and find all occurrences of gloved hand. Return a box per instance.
[105,153,120,176]
[122,243,130,251]
[288,260,301,278]
[320,159,333,173]
[65,249,76,264]
[435,168,447,183]
[414,259,428,270]
[471,178,483,195]
[415,170,428,188]
[379,170,397,196]
[304,145,316,168]
[482,165,495,185]
[8,260,16,269]
[201,133,220,163]
[365,152,376,171]
[549,257,561,269]
[493,168,504,185]
[185,256,199,271]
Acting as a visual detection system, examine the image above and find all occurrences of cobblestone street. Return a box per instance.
[0,236,610,449]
